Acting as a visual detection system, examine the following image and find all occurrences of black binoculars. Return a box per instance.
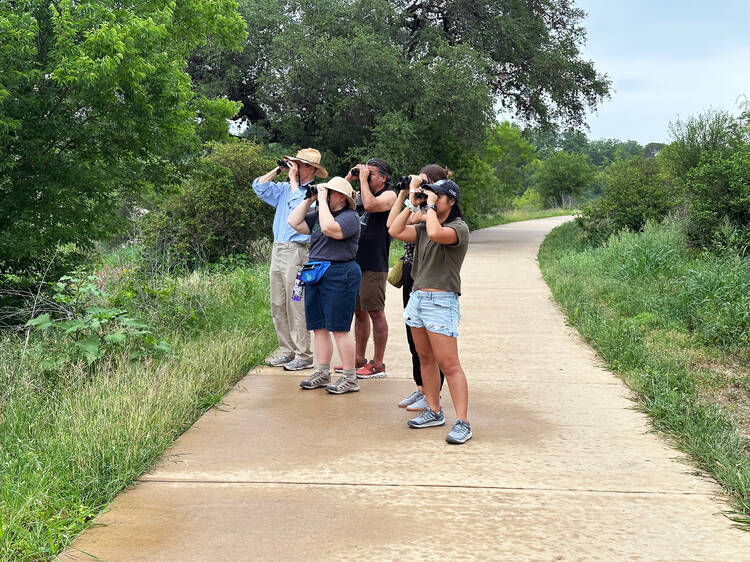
[396,176,427,191]
[304,184,317,199]
[277,159,289,171]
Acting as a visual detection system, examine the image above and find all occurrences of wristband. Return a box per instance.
[425,204,437,212]
[404,199,418,212]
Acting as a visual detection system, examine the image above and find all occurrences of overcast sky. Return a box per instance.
[576,0,750,145]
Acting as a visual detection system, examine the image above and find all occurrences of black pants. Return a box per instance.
[402,261,445,389]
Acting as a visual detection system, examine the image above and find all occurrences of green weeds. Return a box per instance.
[0,263,276,560]
[539,220,750,524]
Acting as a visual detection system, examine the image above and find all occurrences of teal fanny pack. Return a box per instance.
[299,261,331,284]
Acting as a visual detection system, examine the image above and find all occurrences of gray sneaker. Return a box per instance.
[300,370,331,390]
[406,394,441,412]
[283,357,314,371]
[407,407,445,428]
[325,375,360,394]
[267,354,294,367]
[446,419,472,444]
[398,390,423,408]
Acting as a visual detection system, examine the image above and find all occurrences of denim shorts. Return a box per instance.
[403,290,461,338]
[305,261,361,332]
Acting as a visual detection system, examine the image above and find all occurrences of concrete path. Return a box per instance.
[61,216,750,560]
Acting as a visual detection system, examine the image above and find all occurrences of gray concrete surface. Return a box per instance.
[60,216,750,560]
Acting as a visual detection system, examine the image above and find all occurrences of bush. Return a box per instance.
[531,150,593,207]
[576,156,684,243]
[142,140,277,267]
[685,144,750,253]
[661,110,744,180]
[682,255,750,347]
[512,188,544,211]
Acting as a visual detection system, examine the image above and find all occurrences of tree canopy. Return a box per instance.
[0,0,246,277]
[189,0,610,171]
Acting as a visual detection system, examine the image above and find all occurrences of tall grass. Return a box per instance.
[0,264,276,560]
[539,220,750,524]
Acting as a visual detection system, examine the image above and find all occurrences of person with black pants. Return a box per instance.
[387,164,449,411]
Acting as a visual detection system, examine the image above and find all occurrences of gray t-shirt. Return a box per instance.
[411,217,470,295]
[304,209,361,261]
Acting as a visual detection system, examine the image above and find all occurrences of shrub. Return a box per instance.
[142,140,277,267]
[531,150,593,207]
[685,144,750,253]
[512,188,544,211]
[661,110,744,180]
[682,255,750,347]
[576,156,684,243]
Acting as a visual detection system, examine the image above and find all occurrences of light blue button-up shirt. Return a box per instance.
[253,178,312,244]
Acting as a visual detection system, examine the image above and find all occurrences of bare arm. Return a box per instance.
[424,191,458,245]
[317,186,345,239]
[386,188,409,228]
[358,165,397,212]
[388,207,418,243]
[288,196,315,234]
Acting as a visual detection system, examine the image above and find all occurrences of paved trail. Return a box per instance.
[62,216,750,560]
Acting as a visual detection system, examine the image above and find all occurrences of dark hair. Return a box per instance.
[418,164,452,184]
[366,158,392,187]
[446,202,463,223]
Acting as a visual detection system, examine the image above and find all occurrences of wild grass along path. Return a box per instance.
[60,216,750,560]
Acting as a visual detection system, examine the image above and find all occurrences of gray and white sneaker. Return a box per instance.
[283,357,314,371]
[446,419,472,444]
[300,370,331,390]
[398,390,423,408]
[407,407,445,428]
[267,354,294,367]
[406,394,441,412]
[325,375,360,394]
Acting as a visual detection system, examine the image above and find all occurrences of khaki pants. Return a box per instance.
[270,242,312,361]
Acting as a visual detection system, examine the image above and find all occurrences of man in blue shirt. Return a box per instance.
[253,148,328,370]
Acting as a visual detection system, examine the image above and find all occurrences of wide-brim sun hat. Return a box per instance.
[284,148,328,178]
[319,176,356,209]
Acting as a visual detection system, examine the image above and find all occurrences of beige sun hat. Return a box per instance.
[284,148,328,178]
[319,176,357,209]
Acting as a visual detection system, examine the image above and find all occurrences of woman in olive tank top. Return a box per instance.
[388,177,472,444]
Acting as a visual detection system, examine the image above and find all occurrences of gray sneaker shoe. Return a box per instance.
[268,354,294,367]
[300,370,331,390]
[407,407,445,428]
[446,419,472,444]
[325,375,360,394]
[398,390,423,408]
[406,394,441,412]
[283,357,314,371]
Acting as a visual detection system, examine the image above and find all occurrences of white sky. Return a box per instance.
[576,0,750,144]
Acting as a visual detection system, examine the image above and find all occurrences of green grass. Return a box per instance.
[0,263,277,560]
[538,219,750,526]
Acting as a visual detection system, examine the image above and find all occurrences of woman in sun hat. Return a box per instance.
[389,178,472,444]
[253,148,328,372]
[287,177,363,395]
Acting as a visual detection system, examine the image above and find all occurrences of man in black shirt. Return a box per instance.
[342,158,396,378]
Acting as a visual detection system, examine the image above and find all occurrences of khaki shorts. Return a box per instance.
[356,270,387,311]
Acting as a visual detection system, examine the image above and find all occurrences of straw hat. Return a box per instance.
[319,176,356,209]
[284,148,328,178]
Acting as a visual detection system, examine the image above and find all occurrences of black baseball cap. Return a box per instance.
[426,179,460,201]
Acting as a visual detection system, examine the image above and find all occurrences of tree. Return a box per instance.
[576,156,682,243]
[484,122,537,199]
[189,0,610,171]
[661,110,744,180]
[0,1,246,278]
[531,151,592,206]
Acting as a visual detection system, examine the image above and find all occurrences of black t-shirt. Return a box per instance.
[354,189,391,272]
